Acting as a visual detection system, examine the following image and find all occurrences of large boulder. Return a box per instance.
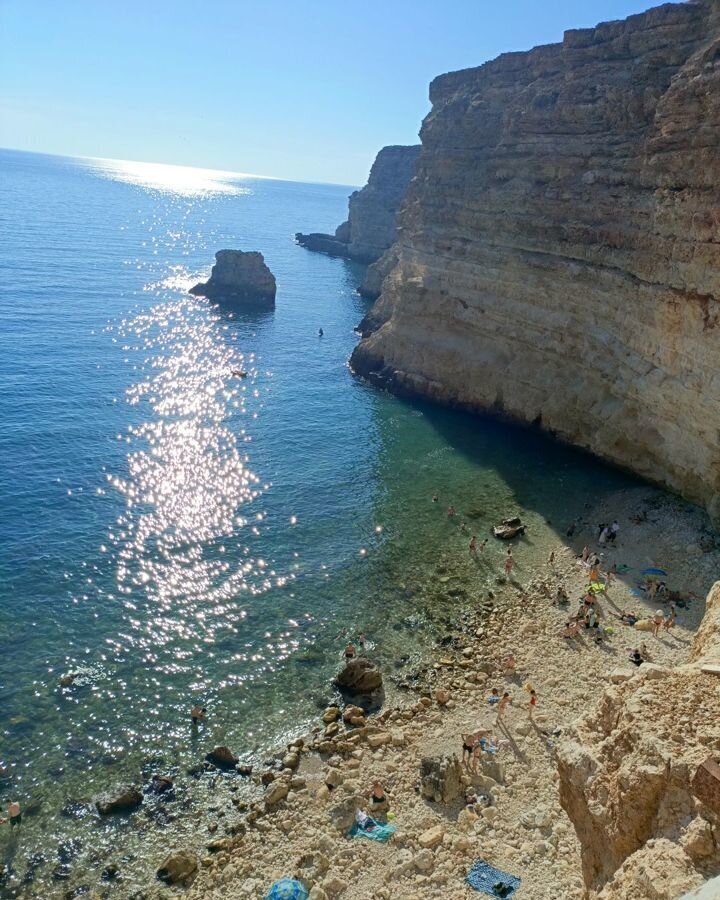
[334,658,383,696]
[156,850,198,886]
[206,746,238,769]
[419,754,463,804]
[190,250,276,307]
[95,786,143,815]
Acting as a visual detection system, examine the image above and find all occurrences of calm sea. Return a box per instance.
[0,149,636,897]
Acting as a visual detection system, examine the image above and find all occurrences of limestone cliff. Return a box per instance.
[296,145,420,266]
[351,0,720,523]
[557,582,720,898]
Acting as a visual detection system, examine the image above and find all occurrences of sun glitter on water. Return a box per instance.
[84,156,261,197]
[107,297,276,684]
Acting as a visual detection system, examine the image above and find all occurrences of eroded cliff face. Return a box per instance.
[351,0,720,522]
[557,582,720,898]
[295,145,419,265]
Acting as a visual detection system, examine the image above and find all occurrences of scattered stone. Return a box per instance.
[418,825,444,850]
[335,658,383,695]
[156,850,199,886]
[420,755,463,803]
[206,746,238,769]
[95,787,143,816]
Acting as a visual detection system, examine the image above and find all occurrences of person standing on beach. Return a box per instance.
[652,610,665,636]
[528,689,538,718]
[497,692,512,722]
[504,552,514,577]
[479,538,488,552]
[469,535,477,555]
[344,642,357,661]
[608,520,619,543]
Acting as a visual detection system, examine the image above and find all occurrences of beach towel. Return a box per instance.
[348,820,396,843]
[265,879,309,900]
[466,860,521,897]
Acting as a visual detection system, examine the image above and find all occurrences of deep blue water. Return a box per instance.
[0,149,637,897]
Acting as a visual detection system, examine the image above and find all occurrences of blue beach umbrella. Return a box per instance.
[265,879,309,900]
[641,567,668,578]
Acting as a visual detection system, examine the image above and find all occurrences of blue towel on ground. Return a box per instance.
[466,860,521,897]
[348,820,396,843]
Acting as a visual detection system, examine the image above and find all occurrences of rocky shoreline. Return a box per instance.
[117,485,719,900]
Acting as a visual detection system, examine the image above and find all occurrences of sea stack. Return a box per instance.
[351,1,720,525]
[190,250,276,308]
[295,144,420,265]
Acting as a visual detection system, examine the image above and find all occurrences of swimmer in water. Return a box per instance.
[231,369,248,378]
[318,328,324,337]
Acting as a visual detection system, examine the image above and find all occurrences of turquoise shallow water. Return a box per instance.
[0,149,638,897]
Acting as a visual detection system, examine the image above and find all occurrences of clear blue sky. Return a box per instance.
[1,0,656,185]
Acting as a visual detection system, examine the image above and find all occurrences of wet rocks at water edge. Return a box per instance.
[95,786,143,815]
[189,249,276,308]
[334,657,383,696]
[205,745,239,769]
[156,849,199,886]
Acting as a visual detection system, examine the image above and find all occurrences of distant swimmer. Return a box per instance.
[190,705,206,726]
[318,328,324,337]
[344,642,357,661]
[231,369,248,378]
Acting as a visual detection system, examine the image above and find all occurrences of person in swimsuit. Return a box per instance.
[652,610,665,636]
[497,692,511,722]
[528,689,538,718]
[190,706,206,726]
[469,535,477,555]
[344,643,357,661]
[367,780,388,813]
[7,801,21,828]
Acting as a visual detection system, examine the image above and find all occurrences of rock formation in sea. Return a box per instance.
[190,250,276,307]
[557,580,720,898]
[295,144,420,266]
[351,0,720,524]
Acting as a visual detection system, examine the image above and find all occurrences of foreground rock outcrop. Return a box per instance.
[190,250,276,307]
[557,581,720,898]
[351,0,720,523]
[296,145,419,266]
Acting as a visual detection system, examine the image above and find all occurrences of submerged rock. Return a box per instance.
[190,250,276,308]
[95,786,143,815]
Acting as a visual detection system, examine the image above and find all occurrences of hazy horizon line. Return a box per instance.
[0,145,361,190]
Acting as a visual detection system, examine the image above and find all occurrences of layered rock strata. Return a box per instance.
[351,0,720,523]
[557,581,720,898]
[296,144,420,265]
[190,250,276,307]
